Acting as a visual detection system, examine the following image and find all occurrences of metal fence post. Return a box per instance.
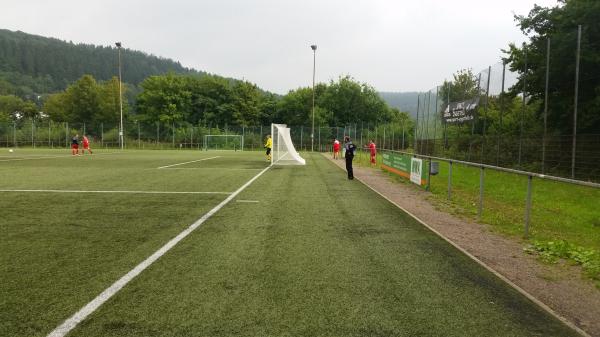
[519,44,528,168]
[415,94,420,153]
[478,166,485,219]
[318,126,321,151]
[524,175,533,238]
[468,74,481,162]
[424,91,431,154]
[448,161,453,200]
[497,62,506,166]
[432,86,439,156]
[542,38,551,174]
[572,25,582,179]
[426,158,432,191]
[359,122,363,149]
[481,66,491,163]
[401,120,405,149]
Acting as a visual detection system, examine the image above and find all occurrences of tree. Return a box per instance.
[98,76,126,124]
[506,0,600,134]
[231,81,261,127]
[319,75,392,125]
[274,86,316,126]
[63,74,102,123]
[43,93,69,121]
[0,95,26,120]
[188,75,234,126]
[136,74,191,124]
[438,69,480,103]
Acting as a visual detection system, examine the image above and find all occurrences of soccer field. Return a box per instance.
[0,149,580,337]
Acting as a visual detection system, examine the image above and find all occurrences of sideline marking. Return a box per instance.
[236,199,260,203]
[0,152,120,162]
[0,189,231,195]
[324,154,589,337]
[157,156,220,169]
[163,167,262,171]
[46,165,271,337]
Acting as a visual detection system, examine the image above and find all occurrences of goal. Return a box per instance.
[204,135,243,151]
[271,124,305,165]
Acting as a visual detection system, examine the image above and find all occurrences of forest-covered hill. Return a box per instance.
[378,91,421,118]
[0,29,204,99]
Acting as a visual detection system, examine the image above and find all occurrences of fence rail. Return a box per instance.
[377,148,599,239]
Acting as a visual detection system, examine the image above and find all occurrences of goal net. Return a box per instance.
[271,124,305,165]
[204,135,243,151]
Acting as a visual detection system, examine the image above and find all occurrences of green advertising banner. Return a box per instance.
[381,152,429,187]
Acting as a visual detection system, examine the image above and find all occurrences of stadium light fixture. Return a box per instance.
[310,44,317,152]
[116,42,124,150]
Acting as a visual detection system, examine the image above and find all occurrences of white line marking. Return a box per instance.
[0,152,120,162]
[0,189,231,195]
[46,165,271,337]
[236,199,260,203]
[157,156,220,169]
[162,167,262,171]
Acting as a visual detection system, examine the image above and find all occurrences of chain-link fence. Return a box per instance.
[0,121,415,154]
[412,25,599,182]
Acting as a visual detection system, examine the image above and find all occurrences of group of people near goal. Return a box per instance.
[332,138,377,164]
[332,137,377,180]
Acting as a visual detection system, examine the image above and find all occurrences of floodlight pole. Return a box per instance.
[311,44,317,152]
[116,42,124,150]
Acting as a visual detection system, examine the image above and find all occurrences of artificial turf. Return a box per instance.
[0,149,580,336]
[0,150,262,337]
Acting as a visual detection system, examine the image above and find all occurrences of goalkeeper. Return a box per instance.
[265,134,272,162]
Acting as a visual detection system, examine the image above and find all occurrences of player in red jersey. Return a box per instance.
[82,135,93,155]
[71,134,80,156]
[333,139,340,159]
[368,140,377,165]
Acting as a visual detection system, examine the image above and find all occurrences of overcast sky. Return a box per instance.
[2,0,558,94]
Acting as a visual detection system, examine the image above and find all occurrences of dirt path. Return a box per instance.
[326,154,600,336]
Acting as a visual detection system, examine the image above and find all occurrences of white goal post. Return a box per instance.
[204,135,244,151]
[271,124,305,165]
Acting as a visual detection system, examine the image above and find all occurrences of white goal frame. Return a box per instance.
[203,134,244,151]
[271,124,305,165]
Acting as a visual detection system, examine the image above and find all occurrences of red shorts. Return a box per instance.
[83,143,89,149]
[370,154,376,163]
[71,144,79,149]
[334,148,340,153]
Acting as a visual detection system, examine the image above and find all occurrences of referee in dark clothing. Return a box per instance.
[344,136,356,180]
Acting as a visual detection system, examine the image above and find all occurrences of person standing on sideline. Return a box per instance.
[333,138,340,159]
[265,134,272,162]
[368,139,377,166]
[344,136,356,180]
[82,135,93,155]
[71,134,80,156]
